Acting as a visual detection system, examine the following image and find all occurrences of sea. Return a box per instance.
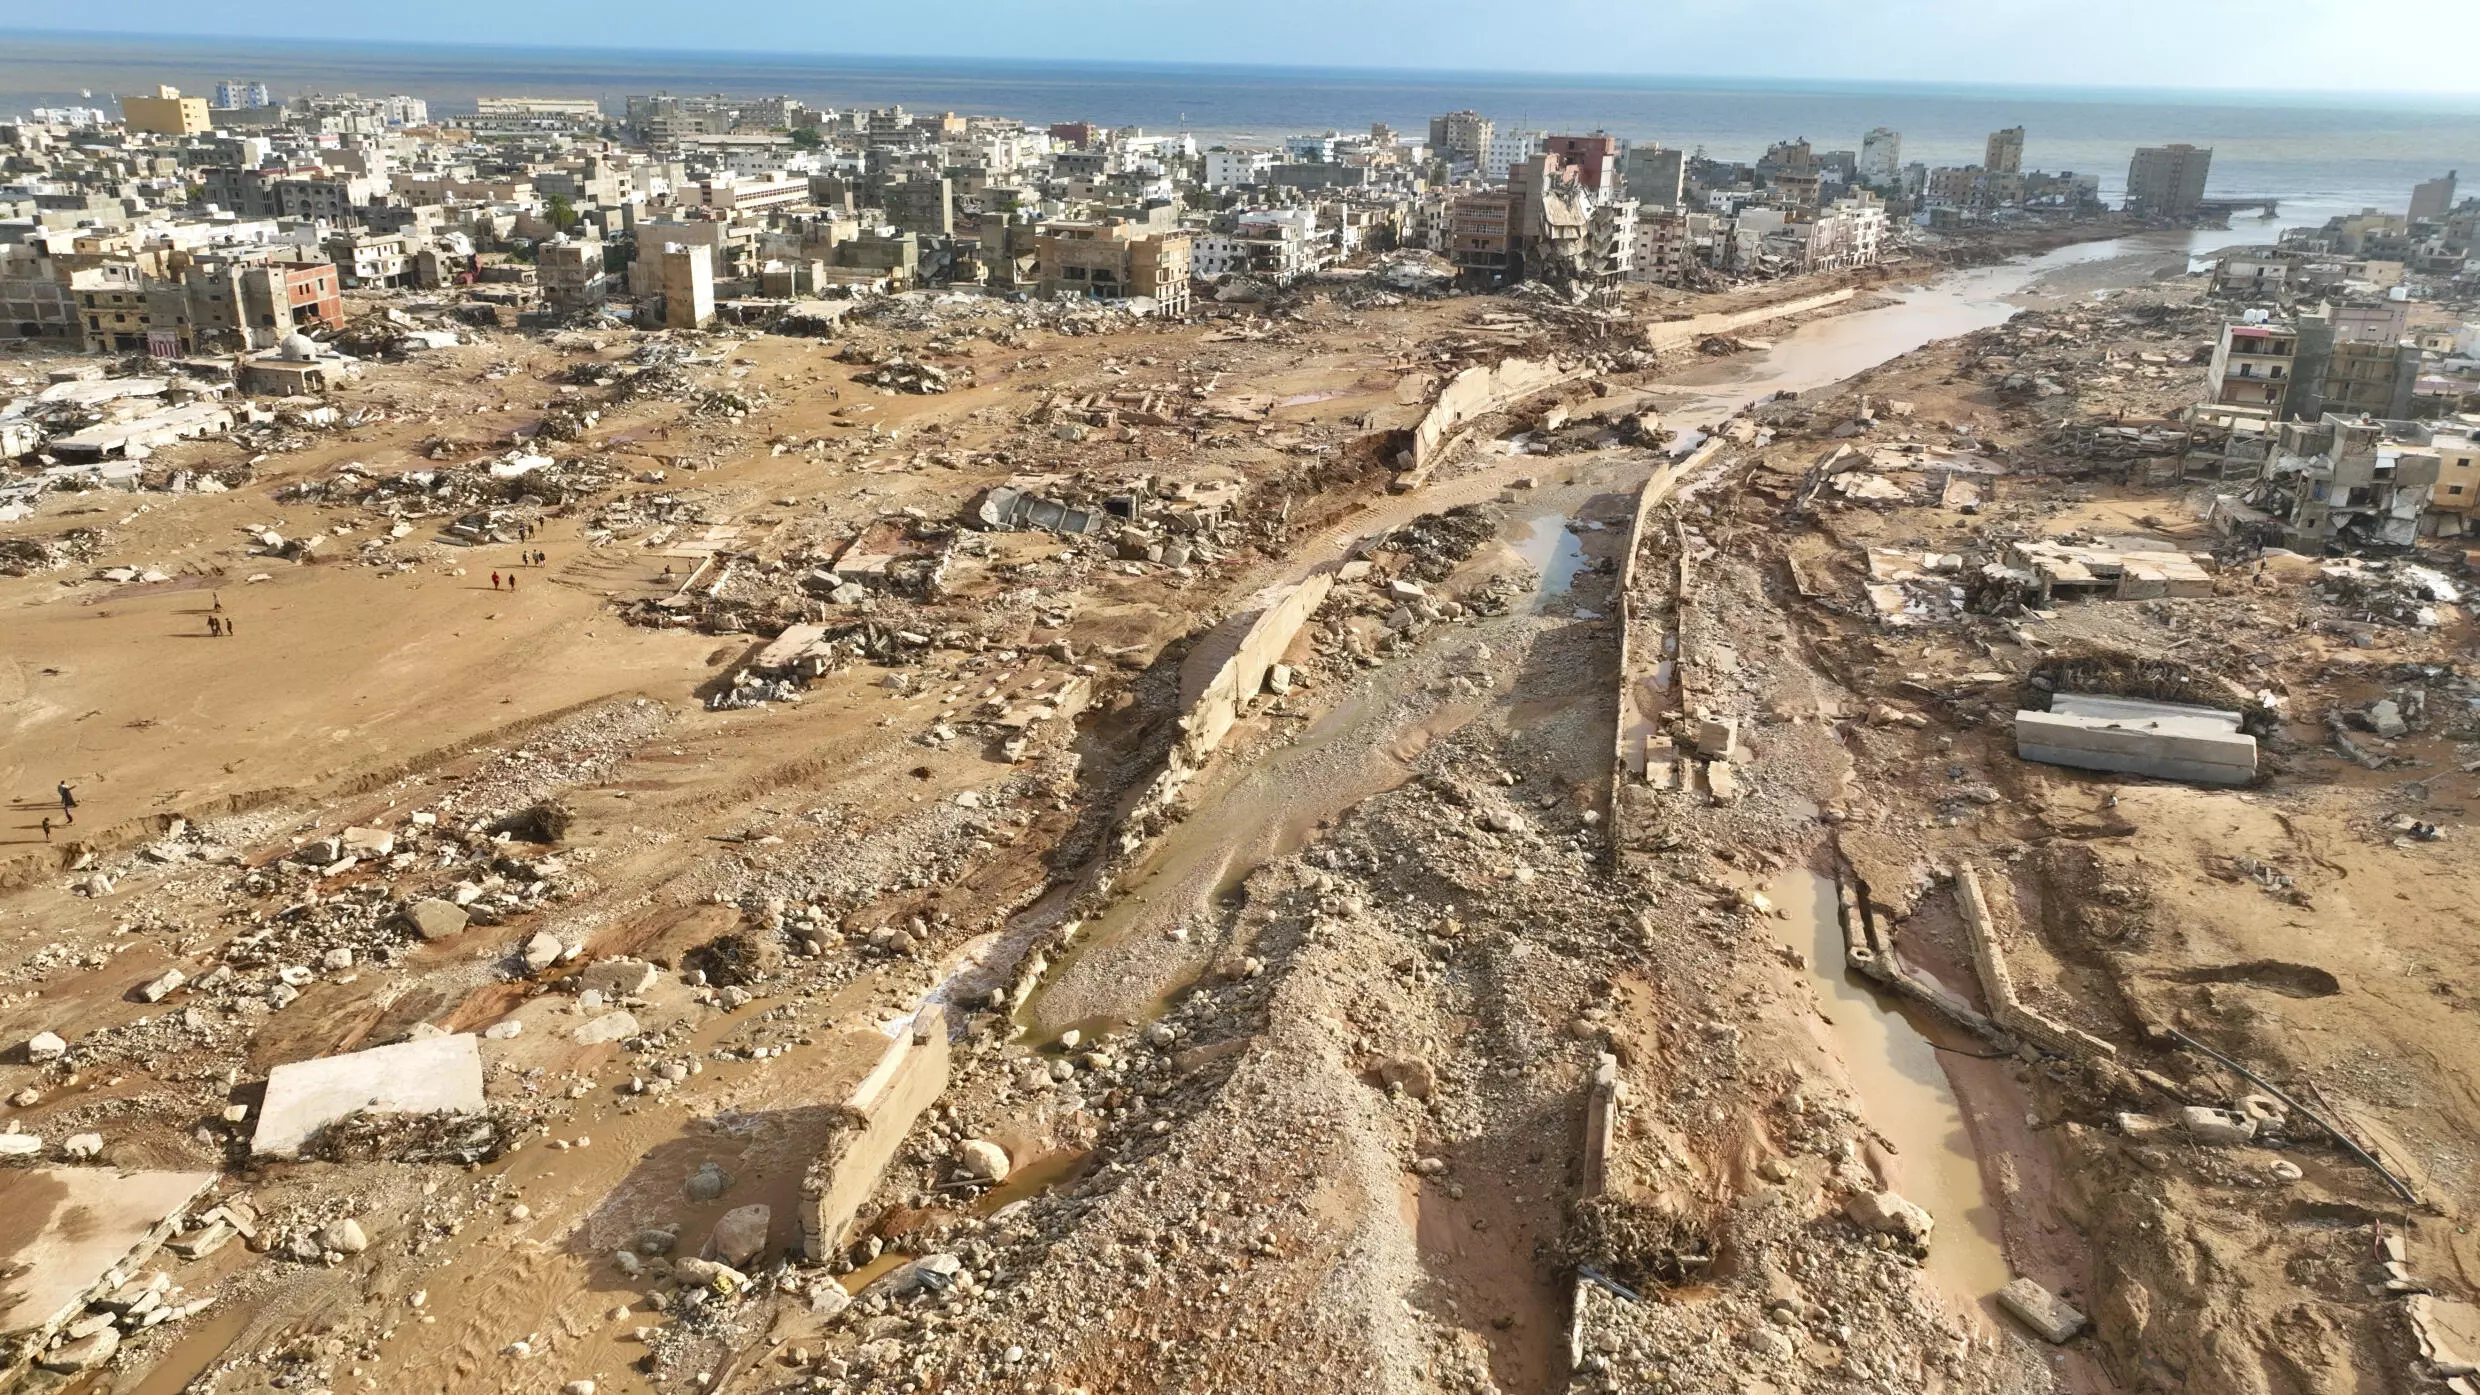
[7,30,2479,223]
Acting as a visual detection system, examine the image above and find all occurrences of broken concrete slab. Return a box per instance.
[1997,1277,2087,1342]
[251,1034,485,1158]
[800,1006,951,1260]
[2178,1105,2258,1146]
[1846,1189,1933,1244]
[0,1167,215,1347]
[574,1011,640,1045]
[2015,693,2255,786]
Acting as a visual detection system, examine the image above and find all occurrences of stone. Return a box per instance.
[2177,1105,2257,1146]
[322,947,354,971]
[1743,1326,1794,1360]
[959,1139,1011,1182]
[574,1011,640,1045]
[1696,717,1740,760]
[61,1133,102,1160]
[0,1134,43,1157]
[1846,1190,1934,1244]
[577,957,660,997]
[24,1031,66,1063]
[709,1204,771,1266]
[1377,1057,1437,1100]
[1997,1277,2087,1342]
[484,1020,523,1041]
[685,1162,732,1203]
[292,837,342,865]
[672,1257,748,1292]
[136,969,186,1003]
[521,933,565,972]
[2370,699,2409,739]
[401,899,469,941]
[632,1227,679,1256]
[564,1382,598,1395]
[38,1326,118,1373]
[320,1218,369,1254]
[166,1220,236,1258]
[252,1034,486,1158]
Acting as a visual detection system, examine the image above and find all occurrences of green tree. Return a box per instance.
[545,193,580,231]
[789,127,823,150]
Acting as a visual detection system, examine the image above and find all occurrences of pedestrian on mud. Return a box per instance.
[225,617,235,637]
[40,817,52,841]
[57,783,75,824]
[508,574,518,591]
[211,592,223,612]
[208,615,221,637]
[491,571,501,589]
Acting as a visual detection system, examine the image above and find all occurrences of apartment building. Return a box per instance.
[1035,220,1192,313]
[2127,144,2213,218]
[121,86,211,137]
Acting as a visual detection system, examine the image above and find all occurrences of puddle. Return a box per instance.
[1510,512,1588,602]
[1765,868,2010,1315]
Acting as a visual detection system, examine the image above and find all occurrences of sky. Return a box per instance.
[16,1,2480,97]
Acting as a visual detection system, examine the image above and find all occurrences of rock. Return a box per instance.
[62,1132,103,1160]
[2177,1105,2257,1146]
[0,1134,44,1156]
[166,1221,235,1258]
[1998,1277,2087,1342]
[574,1011,639,1045]
[577,957,660,997]
[402,899,469,941]
[808,1276,854,1317]
[686,1162,732,1203]
[24,1031,66,1063]
[136,969,186,1003]
[2268,1159,2305,1181]
[322,947,354,971]
[292,837,342,865]
[1846,1190,1934,1244]
[38,1326,118,1373]
[563,1382,597,1395]
[484,1020,523,1041]
[708,1204,771,1266]
[632,1226,679,1256]
[869,1252,963,1297]
[2369,699,2409,739]
[1743,1325,1795,1360]
[320,1218,369,1254]
[1377,1056,1437,1100]
[959,1139,1011,1182]
[521,933,564,972]
[672,1256,748,1292]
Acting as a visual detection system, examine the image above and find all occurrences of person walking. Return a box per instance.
[56,783,75,824]
[490,571,501,590]
[208,615,221,637]
[225,617,235,637]
[211,592,223,612]
[40,816,52,842]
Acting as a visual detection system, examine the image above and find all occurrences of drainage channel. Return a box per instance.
[1764,867,2012,1317]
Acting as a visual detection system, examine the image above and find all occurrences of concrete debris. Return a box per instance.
[252,1034,487,1158]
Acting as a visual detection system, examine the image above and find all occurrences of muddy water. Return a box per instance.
[1654,223,2296,448]
[1766,868,2011,1314]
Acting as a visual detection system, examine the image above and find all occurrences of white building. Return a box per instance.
[1204,150,1274,191]
[1483,130,1544,182]
[1859,127,1902,186]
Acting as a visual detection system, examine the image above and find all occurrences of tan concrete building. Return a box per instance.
[1034,221,1191,314]
[658,242,714,329]
[121,85,211,136]
[2127,144,2213,218]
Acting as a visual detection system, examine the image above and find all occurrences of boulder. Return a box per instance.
[2369,699,2409,739]
[959,1139,1011,1182]
[38,1327,118,1373]
[672,1257,748,1292]
[24,1030,66,1063]
[136,968,186,1003]
[576,957,660,998]
[62,1133,103,1160]
[521,933,564,973]
[708,1204,771,1266]
[320,1218,370,1254]
[339,826,396,858]
[1846,1189,1934,1244]
[1696,717,1740,760]
[685,1162,732,1203]
[401,899,469,941]
[0,1134,44,1156]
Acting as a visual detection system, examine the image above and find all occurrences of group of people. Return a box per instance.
[40,781,75,840]
[491,547,550,591]
[204,591,236,638]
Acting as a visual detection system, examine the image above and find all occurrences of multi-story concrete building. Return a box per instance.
[2412,171,2459,223]
[1985,126,2025,176]
[1481,130,1542,182]
[1204,149,1273,191]
[1035,220,1192,313]
[122,85,211,137]
[1448,190,1515,284]
[657,242,714,329]
[1428,110,1492,169]
[1624,144,1685,209]
[213,80,272,111]
[2127,144,2213,218]
[2205,321,2300,412]
[1859,127,1902,186]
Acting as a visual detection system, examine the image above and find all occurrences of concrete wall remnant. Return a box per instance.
[2015,691,2256,785]
[799,1004,951,1261]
